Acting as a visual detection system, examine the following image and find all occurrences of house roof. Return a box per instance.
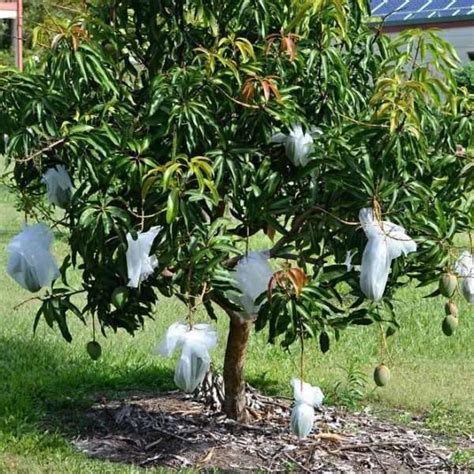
[370,0,474,25]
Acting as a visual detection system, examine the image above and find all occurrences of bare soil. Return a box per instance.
[72,389,468,472]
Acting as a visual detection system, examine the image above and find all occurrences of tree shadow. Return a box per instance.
[0,334,175,444]
[246,372,283,396]
[0,333,290,469]
[0,334,272,469]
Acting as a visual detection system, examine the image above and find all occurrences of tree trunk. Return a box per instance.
[223,311,251,421]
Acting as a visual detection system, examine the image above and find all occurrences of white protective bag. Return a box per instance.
[360,237,390,302]
[461,278,474,304]
[42,165,73,208]
[155,322,189,357]
[228,251,274,320]
[455,251,474,304]
[290,378,324,439]
[155,323,217,393]
[126,226,162,288]
[7,223,60,292]
[359,208,416,301]
[271,124,322,167]
[359,208,417,257]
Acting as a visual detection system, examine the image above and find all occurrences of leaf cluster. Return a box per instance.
[0,0,472,347]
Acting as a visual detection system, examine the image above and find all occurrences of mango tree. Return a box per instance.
[0,0,472,422]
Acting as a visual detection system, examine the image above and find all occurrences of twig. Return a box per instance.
[260,397,290,411]
[153,427,198,444]
[215,85,263,110]
[311,206,359,227]
[284,453,312,473]
[16,138,66,163]
[222,202,426,271]
[139,453,163,466]
[223,419,273,434]
[14,289,85,311]
[145,438,163,451]
[338,112,389,129]
[127,208,162,220]
[52,3,84,14]
[369,446,387,473]
[13,296,41,310]
[332,441,409,452]
[270,205,358,258]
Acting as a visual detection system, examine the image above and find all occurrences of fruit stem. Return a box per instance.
[186,265,194,330]
[378,317,392,365]
[140,197,145,232]
[298,316,304,391]
[245,223,249,257]
[92,314,96,342]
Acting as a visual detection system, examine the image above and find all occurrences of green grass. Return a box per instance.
[0,190,472,472]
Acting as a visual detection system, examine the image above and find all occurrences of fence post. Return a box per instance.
[17,0,22,70]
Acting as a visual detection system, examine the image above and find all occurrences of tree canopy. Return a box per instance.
[1,0,472,420]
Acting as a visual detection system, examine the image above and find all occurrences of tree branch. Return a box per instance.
[210,292,240,320]
[222,206,358,269]
[270,205,358,258]
[17,138,67,163]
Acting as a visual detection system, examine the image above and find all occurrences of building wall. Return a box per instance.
[0,11,16,20]
[383,21,474,64]
[440,26,474,64]
[0,1,17,20]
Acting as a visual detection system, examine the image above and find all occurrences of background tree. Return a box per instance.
[0,0,85,66]
[456,62,474,94]
[0,0,472,422]
[27,1,84,42]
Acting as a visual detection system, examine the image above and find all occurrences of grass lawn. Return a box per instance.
[0,189,472,472]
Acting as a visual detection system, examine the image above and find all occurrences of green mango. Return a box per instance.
[86,341,102,360]
[374,364,391,387]
[444,301,458,317]
[111,287,129,310]
[439,273,457,298]
[442,315,458,337]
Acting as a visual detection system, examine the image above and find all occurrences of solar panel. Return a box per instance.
[370,0,474,22]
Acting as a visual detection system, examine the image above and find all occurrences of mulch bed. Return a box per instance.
[72,387,466,472]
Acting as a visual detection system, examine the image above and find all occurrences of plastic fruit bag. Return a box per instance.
[155,323,217,393]
[455,251,474,304]
[126,226,162,288]
[360,237,390,302]
[461,278,474,304]
[42,165,73,208]
[174,339,211,393]
[290,378,324,439]
[359,208,416,258]
[7,223,60,292]
[382,221,417,260]
[154,322,189,357]
[291,403,315,439]
[359,208,416,301]
[271,124,322,167]
[174,324,217,392]
[228,251,274,319]
[292,378,324,407]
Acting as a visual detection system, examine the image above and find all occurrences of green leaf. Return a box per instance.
[166,189,179,224]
